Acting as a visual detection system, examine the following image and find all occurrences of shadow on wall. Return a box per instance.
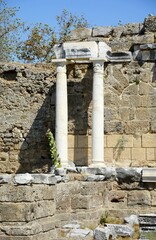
[17,85,56,173]
[67,64,93,166]
[17,64,93,173]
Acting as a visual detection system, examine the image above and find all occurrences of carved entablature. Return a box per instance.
[53,41,132,63]
[53,41,111,61]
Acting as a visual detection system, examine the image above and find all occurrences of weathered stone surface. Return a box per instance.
[116,168,141,183]
[133,34,154,44]
[125,121,149,134]
[128,191,151,206]
[67,228,91,238]
[124,215,139,226]
[63,223,81,229]
[0,152,9,161]
[122,23,143,35]
[77,167,115,180]
[144,16,156,32]
[94,227,114,240]
[108,190,126,203]
[1,222,41,236]
[14,173,33,184]
[0,236,33,240]
[106,224,134,237]
[92,26,113,37]
[138,49,156,61]
[142,134,156,147]
[71,194,103,210]
[31,174,57,185]
[0,174,11,183]
[0,201,55,222]
[85,175,105,181]
[0,185,55,202]
[70,28,92,40]
[110,38,132,51]
[151,121,156,132]
[56,194,71,212]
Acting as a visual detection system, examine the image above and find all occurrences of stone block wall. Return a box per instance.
[0,171,156,239]
[0,63,56,173]
[67,16,156,168]
[0,180,57,239]
[0,16,156,173]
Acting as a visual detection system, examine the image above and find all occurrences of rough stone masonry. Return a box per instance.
[0,15,156,240]
[0,16,156,173]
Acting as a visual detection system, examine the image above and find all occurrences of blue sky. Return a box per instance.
[7,0,156,28]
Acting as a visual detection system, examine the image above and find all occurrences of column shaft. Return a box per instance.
[92,60,105,166]
[55,60,68,166]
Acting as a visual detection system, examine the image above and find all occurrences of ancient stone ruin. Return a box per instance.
[0,16,156,239]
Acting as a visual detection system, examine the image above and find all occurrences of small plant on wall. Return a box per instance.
[46,129,62,169]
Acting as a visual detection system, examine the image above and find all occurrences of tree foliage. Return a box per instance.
[17,9,89,63]
[0,0,23,61]
[17,23,57,63]
[56,9,89,42]
[0,0,89,63]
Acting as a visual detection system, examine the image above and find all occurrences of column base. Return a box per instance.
[89,162,106,168]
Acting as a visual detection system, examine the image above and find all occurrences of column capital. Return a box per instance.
[91,58,105,74]
[52,59,67,73]
[52,58,67,63]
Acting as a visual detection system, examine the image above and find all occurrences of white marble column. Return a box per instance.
[54,59,68,166]
[91,59,105,166]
